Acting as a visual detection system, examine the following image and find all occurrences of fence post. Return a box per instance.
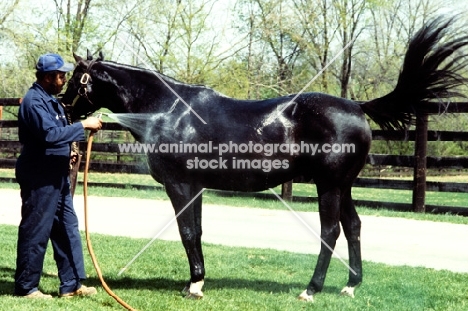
[0,105,2,139]
[412,114,428,213]
[281,180,293,201]
[281,125,294,201]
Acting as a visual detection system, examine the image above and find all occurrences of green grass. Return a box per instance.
[0,224,467,310]
[1,169,468,309]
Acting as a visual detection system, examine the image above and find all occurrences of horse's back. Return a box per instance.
[147,92,372,191]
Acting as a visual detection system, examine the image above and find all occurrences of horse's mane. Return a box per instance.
[97,60,227,96]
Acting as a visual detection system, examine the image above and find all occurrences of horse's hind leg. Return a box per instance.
[299,186,341,302]
[339,187,362,298]
[165,182,205,299]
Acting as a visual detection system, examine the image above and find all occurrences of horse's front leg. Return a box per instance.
[165,182,205,299]
[299,187,341,302]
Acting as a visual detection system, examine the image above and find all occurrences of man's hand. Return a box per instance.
[70,151,79,164]
[81,116,102,131]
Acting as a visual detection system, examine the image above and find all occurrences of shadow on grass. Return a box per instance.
[0,266,16,296]
[1,265,343,298]
[83,275,342,295]
[0,266,60,296]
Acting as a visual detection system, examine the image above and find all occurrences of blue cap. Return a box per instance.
[36,53,74,72]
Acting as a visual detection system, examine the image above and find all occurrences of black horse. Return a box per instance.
[62,17,468,301]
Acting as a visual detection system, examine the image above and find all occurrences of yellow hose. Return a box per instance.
[83,131,137,311]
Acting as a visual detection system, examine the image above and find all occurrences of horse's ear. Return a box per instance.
[97,51,104,61]
[73,53,83,63]
[73,53,88,68]
[86,49,93,60]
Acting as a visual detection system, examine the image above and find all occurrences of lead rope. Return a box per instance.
[61,104,80,170]
[63,105,81,197]
[84,130,137,311]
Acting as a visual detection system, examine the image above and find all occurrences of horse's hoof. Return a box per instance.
[185,291,203,299]
[297,289,314,302]
[183,280,204,299]
[340,285,357,298]
[181,285,189,295]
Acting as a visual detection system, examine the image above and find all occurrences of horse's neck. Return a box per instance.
[99,63,177,113]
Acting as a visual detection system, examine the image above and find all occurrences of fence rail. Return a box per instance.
[1,98,467,215]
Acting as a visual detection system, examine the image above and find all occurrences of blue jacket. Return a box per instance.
[16,82,85,174]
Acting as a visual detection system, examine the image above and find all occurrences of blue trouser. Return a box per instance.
[14,156,86,295]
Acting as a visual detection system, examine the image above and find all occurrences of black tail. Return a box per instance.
[361,16,468,131]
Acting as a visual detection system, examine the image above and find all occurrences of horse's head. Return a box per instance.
[61,50,104,120]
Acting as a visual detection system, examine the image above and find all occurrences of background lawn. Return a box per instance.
[0,224,467,310]
[1,168,467,309]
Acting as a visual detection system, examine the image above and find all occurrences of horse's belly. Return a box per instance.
[147,153,299,192]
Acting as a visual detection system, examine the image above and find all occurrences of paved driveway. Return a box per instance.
[1,188,467,273]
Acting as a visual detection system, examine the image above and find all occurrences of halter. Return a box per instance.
[68,58,96,107]
[70,72,92,108]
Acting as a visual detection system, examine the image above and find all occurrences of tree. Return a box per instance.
[53,0,93,54]
[234,0,287,99]
[332,0,368,98]
[243,0,302,96]
[0,0,32,98]
[0,0,20,34]
[291,0,334,93]
[291,0,369,98]
[122,0,238,85]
